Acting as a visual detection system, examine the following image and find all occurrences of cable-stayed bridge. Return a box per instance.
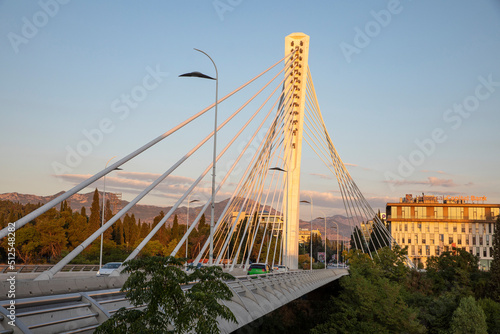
[0,33,400,333]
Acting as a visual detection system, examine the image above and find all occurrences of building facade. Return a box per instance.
[298,228,322,245]
[386,194,499,269]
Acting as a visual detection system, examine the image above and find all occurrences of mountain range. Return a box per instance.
[0,191,352,239]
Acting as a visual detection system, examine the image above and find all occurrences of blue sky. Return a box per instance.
[1,0,499,218]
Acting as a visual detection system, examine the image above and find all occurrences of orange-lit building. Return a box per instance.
[386,194,499,269]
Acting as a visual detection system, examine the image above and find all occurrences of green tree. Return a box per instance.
[2,223,41,263]
[312,248,425,334]
[450,296,487,334]
[95,256,236,334]
[490,215,500,301]
[66,212,89,249]
[426,248,480,294]
[38,216,67,262]
[112,219,124,245]
[88,188,101,234]
[478,298,500,334]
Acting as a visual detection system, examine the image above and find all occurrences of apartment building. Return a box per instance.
[386,194,499,269]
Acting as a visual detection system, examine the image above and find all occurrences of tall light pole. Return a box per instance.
[331,221,339,267]
[320,211,327,270]
[180,48,218,265]
[186,197,199,259]
[100,156,121,270]
[300,197,313,271]
[270,166,288,269]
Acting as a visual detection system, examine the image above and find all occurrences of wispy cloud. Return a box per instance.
[345,162,371,171]
[52,173,231,203]
[384,177,457,188]
[428,177,456,187]
[310,173,333,180]
[421,169,448,175]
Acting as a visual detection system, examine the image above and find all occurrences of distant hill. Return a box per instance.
[0,192,352,238]
[0,192,280,227]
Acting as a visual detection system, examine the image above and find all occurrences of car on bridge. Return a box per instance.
[276,265,288,272]
[247,263,272,276]
[96,262,122,276]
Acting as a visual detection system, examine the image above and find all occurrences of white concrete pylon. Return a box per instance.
[283,32,310,270]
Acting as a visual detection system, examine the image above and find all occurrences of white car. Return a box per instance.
[276,265,288,272]
[96,262,122,276]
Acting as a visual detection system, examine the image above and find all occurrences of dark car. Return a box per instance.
[247,263,271,275]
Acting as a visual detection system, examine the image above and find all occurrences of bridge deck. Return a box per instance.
[0,268,348,333]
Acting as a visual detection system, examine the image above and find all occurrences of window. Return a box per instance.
[484,249,487,257]
[422,234,426,244]
[416,207,426,219]
[480,236,483,245]
[418,245,422,255]
[402,207,408,219]
[415,234,418,244]
[436,207,443,219]
[486,235,490,246]
[478,207,485,220]
[434,224,439,233]
[436,246,440,256]
[449,236,454,244]
[465,235,469,245]
[417,223,422,231]
[461,223,465,233]
[444,224,448,232]
[426,245,430,256]
[457,237,462,245]
[439,234,444,242]
[472,236,476,245]
[404,224,408,232]
[453,223,457,233]
[408,237,411,244]
[430,235,434,244]
[411,246,415,255]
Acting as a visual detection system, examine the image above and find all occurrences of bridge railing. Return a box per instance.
[0,264,99,274]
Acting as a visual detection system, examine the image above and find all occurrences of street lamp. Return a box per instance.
[269,166,288,269]
[180,48,218,265]
[300,198,313,271]
[320,211,327,270]
[186,196,199,259]
[331,221,339,267]
[100,156,122,270]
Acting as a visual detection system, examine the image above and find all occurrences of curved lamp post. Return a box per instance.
[320,211,327,270]
[186,197,199,259]
[180,49,218,265]
[300,198,313,271]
